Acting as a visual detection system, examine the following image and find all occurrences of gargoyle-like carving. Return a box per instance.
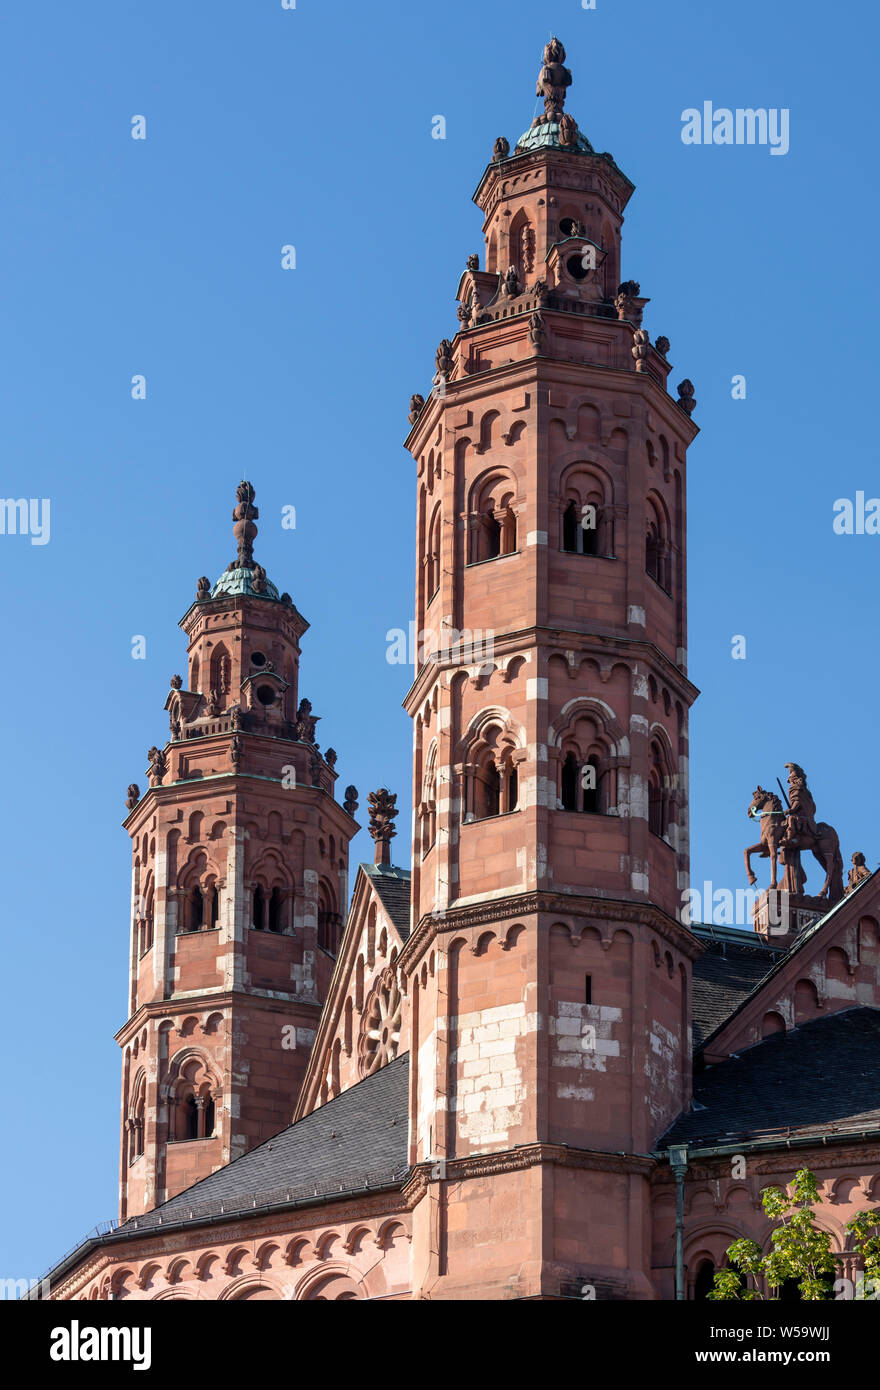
[615,280,642,323]
[408,393,425,425]
[492,136,510,161]
[126,783,140,811]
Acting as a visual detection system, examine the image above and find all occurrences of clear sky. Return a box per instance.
[1,0,878,1281]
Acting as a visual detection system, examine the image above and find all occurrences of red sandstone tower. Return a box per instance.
[117,483,358,1219]
[403,40,702,1298]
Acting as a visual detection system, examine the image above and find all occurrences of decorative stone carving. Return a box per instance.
[615,280,642,322]
[343,785,359,817]
[408,393,425,426]
[147,746,167,788]
[846,851,871,894]
[359,971,403,1076]
[532,277,550,306]
[529,311,546,353]
[230,704,242,731]
[293,698,318,743]
[252,564,267,594]
[745,771,844,901]
[170,674,183,690]
[466,253,480,271]
[655,335,671,356]
[126,784,140,811]
[457,301,472,328]
[232,480,259,569]
[533,37,572,127]
[632,328,650,372]
[521,225,535,274]
[504,265,520,297]
[435,339,454,379]
[492,136,510,161]
[196,576,211,600]
[325,747,338,768]
[230,735,242,765]
[676,379,696,416]
[368,787,398,866]
[558,112,579,147]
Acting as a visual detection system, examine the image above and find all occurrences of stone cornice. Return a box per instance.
[400,890,703,975]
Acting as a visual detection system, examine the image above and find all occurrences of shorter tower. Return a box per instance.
[118,483,359,1219]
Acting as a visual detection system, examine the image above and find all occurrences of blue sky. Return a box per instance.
[1,0,878,1279]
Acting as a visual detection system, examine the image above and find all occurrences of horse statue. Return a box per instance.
[745,781,844,902]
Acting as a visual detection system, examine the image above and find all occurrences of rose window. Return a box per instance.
[359,975,402,1077]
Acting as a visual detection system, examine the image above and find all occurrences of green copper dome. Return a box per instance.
[515,121,594,156]
[210,565,281,601]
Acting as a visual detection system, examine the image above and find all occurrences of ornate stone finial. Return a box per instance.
[533,36,572,128]
[676,379,697,416]
[504,265,520,298]
[126,783,140,811]
[325,747,338,768]
[558,113,579,148]
[170,674,183,690]
[232,480,259,570]
[492,136,510,161]
[408,393,425,426]
[466,253,480,271]
[251,564,267,594]
[655,336,671,357]
[846,851,871,894]
[435,340,454,379]
[632,328,650,372]
[368,788,398,866]
[457,301,472,329]
[343,785,359,817]
[196,576,211,600]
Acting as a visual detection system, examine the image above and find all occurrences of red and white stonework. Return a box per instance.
[42,40,880,1302]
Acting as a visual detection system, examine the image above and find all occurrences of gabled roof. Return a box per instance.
[690,927,781,1051]
[364,863,412,941]
[123,1055,411,1235]
[695,873,878,1055]
[662,1008,880,1148]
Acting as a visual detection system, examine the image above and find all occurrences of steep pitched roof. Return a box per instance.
[123,1055,411,1234]
[662,1008,880,1148]
[364,864,411,941]
[690,927,780,1050]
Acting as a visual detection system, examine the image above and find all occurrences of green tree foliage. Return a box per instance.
[707,1167,879,1300]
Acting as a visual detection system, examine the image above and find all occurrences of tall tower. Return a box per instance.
[117,483,358,1220]
[403,41,702,1298]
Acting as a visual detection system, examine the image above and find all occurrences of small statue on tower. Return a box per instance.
[368,788,398,866]
[533,37,573,128]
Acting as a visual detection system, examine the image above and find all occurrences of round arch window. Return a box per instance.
[256,685,276,706]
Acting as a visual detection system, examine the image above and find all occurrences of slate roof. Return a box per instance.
[122,1054,411,1234]
[365,864,412,942]
[690,927,780,1051]
[662,1008,880,1148]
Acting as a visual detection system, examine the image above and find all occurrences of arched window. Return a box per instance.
[267,886,284,933]
[562,498,603,556]
[421,743,438,855]
[469,475,518,564]
[171,1059,220,1142]
[693,1260,715,1300]
[140,883,154,955]
[209,643,232,698]
[252,884,265,931]
[648,738,672,838]
[645,495,671,592]
[187,885,203,933]
[190,654,200,693]
[468,722,519,819]
[317,881,342,956]
[560,749,607,814]
[129,1073,146,1163]
[426,505,441,602]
